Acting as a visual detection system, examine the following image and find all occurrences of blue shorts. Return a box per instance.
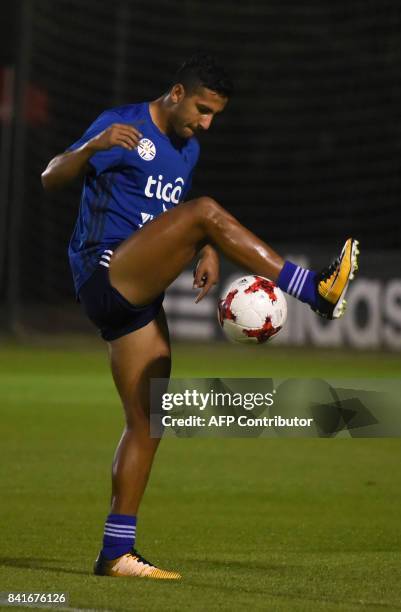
[78,264,164,342]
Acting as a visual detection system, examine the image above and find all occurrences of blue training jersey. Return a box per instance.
[67,102,200,293]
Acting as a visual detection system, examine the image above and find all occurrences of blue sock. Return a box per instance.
[277,261,317,307]
[101,513,136,560]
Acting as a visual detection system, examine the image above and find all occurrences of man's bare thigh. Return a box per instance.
[109,198,207,305]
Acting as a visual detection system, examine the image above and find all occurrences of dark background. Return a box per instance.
[1,0,400,322]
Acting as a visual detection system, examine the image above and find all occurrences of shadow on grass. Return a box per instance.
[0,556,88,576]
[1,556,400,610]
[180,558,401,610]
[183,556,298,573]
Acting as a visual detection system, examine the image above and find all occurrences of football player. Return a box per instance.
[41,52,359,579]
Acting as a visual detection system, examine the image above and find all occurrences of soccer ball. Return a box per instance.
[218,275,287,344]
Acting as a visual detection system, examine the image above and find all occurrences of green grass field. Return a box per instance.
[1,341,401,611]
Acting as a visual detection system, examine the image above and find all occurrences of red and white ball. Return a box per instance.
[218,275,287,344]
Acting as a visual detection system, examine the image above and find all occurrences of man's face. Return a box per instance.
[169,84,228,139]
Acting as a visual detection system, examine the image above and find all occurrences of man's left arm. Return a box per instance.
[193,244,220,303]
[187,140,219,302]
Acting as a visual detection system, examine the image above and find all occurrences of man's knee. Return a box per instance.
[123,408,150,432]
[192,196,226,227]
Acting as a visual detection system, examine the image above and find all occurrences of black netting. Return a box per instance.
[4,0,401,329]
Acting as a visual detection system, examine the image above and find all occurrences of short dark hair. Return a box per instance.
[173,51,234,98]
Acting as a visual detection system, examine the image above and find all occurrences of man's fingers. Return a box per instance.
[195,284,210,303]
[193,271,207,288]
[112,124,143,139]
[110,126,143,148]
[114,136,140,150]
[91,123,144,152]
[195,278,217,302]
[117,127,143,140]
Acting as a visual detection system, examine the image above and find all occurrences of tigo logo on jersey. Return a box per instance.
[145,175,185,204]
[137,138,156,161]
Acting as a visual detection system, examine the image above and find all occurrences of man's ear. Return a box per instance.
[170,83,186,104]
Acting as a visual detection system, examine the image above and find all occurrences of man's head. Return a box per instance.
[166,52,233,139]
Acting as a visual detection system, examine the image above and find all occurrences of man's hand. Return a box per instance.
[87,123,143,152]
[41,123,144,192]
[193,245,219,303]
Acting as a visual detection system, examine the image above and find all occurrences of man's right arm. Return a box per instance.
[41,123,143,192]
